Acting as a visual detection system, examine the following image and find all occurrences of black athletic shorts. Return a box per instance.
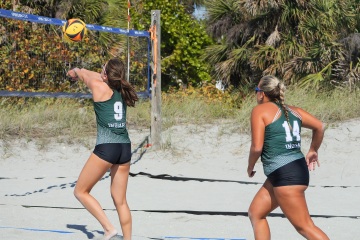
[267,158,309,187]
[93,143,131,165]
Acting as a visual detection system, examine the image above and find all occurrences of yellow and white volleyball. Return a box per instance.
[62,18,87,42]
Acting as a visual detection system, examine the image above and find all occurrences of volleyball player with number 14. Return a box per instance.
[67,58,138,240]
[247,75,329,240]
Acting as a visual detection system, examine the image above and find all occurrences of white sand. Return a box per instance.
[0,118,359,240]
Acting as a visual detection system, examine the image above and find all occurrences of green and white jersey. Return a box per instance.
[261,103,304,176]
[93,90,130,145]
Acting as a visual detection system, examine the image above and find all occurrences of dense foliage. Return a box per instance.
[130,0,213,88]
[203,0,360,90]
[0,0,150,92]
[2,0,360,93]
[0,16,104,92]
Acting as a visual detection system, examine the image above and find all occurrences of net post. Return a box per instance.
[150,10,162,149]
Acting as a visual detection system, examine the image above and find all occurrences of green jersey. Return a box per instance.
[93,90,130,145]
[261,104,304,175]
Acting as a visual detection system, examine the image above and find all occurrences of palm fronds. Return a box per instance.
[204,0,359,90]
[298,59,338,89]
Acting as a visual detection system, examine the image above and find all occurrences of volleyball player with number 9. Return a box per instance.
[247,75,329,239]
[67,58,138,240]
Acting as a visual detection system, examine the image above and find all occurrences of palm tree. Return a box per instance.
[203,0,360,89]
[202,0,254,87]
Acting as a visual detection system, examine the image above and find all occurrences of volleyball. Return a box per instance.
[62,18,87,42]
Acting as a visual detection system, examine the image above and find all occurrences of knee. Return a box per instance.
[73,187,87,201]
[248,205,269,225]
[295,226,311,238]
[73,188,80,200]
[293,222,315,236]
[248,206,258,223]
[293,224,305,235]
[111,193,127,206]
[247,208,253,221]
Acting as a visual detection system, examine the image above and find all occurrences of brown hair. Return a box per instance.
[105,58,138,107]
[259,75,291,129]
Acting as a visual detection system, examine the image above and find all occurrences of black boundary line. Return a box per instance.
[18,205,360,219]
[3,136,150,197]
[128,172,360,188]
[7,171,357,189]
[2,136,358,197]
[129,172,262,185]
[3,170,359,197]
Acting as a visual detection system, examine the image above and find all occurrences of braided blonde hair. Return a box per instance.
[259,75,291,129]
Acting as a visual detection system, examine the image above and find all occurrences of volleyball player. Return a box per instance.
[247,75,329,240]
[67,58,138,240]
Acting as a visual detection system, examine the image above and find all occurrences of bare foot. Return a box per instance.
[103,229,118,240]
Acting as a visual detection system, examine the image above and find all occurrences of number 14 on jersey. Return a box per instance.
[282,120,301,142]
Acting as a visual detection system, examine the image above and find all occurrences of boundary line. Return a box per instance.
[164,237,246,240]
[0,226,73,234]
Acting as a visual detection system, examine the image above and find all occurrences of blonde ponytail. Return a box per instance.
[259,75,292,129]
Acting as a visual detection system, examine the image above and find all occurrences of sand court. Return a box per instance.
[1,120,360,239]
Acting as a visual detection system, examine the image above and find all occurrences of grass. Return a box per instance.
[0,87,359,146]
[162,87,360,133]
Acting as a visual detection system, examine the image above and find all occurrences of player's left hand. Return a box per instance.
[306,151,320,171]
[247,167,256,178]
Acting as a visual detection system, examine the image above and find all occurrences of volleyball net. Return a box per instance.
[0,9,151,98]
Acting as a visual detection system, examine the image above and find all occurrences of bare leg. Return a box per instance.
[274,185,329,240]
[74,153,118,240]
[248,179,279,240]
[110,163,132,240]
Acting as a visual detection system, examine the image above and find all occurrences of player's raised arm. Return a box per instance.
[67,67,101,88]
[66,67,110,102]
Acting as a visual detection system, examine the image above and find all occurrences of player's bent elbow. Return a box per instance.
[316,122,325,134]
[321,122,326,131]
[250,145,263,155]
